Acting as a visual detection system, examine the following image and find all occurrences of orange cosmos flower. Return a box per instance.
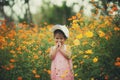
[10,59,16,63]
[17,76,22,80]
[98,30,105,37]
[0,36,5,42]
[68,17,72,21]
[109,10,113,14]
[9,41,15,46]
[38,50,42,54]
[9,64,15,69]
[112,4,118,11]
[32,69,37,74]
[104,75,109,80]
[35,74,40,78]
[105,34,111,40]
[47,70,51,74]
[33,55,39,59]
[82,41,88,45]
[6,67,10,71]
[16,47,21,51]
[10,50,15,54]
[1,25,7,31]
[80,61,84,64]
[72,16,77,20]
[116,57,120,61]
[114,62,120,67]
[114,27,120,31]
[7,30,16,39]
[18,30,24,33]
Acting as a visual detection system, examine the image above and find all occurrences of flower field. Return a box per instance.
[0,13,120,80]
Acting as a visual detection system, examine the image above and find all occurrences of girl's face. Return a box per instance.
[54,33,66,45]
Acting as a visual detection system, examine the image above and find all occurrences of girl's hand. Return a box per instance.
[59,45,72,59]
[58,42,61,48]
[56,42,62,50]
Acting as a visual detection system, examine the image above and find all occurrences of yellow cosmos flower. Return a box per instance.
[71,55,77,59]
[98,30,105,37]
[82,41,88,45]
[46,48,50,53]
[73,39,80,46]
[85,49,93,54]
[76,34,83,39]
[85,31,93,38]
[93,57,98,63]
[79,51,84,54]
[74,73,78,77]
[72,23,79,30]
[83,55,89,59]
[91,77,94,80]
[38,33,44,38]
[73,65,77,68]
[22,46,26,50]
[76,13,81,18]
[91,41,96,47]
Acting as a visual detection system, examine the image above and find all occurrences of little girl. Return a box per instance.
[49,24,74,80]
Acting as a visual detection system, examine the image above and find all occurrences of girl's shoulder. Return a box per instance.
[50,46,56,50]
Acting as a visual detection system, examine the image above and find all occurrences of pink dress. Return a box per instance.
[51,46,74,80]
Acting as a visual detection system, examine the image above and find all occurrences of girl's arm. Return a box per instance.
[59,45,72,59]
[49,46,58,60]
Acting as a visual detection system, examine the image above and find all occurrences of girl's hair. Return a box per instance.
[54,29,67,39]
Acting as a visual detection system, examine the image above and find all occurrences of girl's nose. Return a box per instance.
[58,39,61,41]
